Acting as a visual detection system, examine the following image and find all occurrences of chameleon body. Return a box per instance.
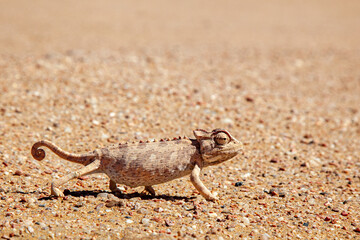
[31,129,242,200]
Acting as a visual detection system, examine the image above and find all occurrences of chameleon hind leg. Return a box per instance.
[51,159,101,197]
[109,179,124,196]
[141,186,156,196]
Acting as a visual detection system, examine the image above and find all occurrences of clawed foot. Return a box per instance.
[141,186,156,196]
[203,192,218,201]
[205,194,218,201]
[111,187,124,197]
[51,184,65,197]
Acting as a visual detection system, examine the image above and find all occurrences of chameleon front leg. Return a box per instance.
[190,164,217,201]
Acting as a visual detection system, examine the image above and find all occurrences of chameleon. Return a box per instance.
[31,129,242,200]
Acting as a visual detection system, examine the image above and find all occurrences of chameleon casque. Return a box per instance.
[31,129,242,200]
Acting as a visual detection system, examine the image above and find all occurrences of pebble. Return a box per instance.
[97,193,108,199]
[208,212,217,218]
[308,198,316,205]
[222,118,233,124]
[14,170,23,176]
[141,218,150,226]
[74,202,84,208]
[137,208,149,214]
[234,182,243,187]
[242,217,250,225]
[154,207,164,212]
[165,219,175,227]
[27,226,34,233]
[105,200,124,208]
[269,188,285,197]
[95,203,104,211]
[341,211,349,216]
[261,233,271,240]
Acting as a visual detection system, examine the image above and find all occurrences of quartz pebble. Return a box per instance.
[141,218,150,226]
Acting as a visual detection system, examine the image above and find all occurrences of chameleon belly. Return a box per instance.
[100,140,201,187]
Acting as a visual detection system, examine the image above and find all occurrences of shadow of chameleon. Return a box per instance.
[37,189,195,202]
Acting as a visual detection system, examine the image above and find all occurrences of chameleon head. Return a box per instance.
[193,128,242,166]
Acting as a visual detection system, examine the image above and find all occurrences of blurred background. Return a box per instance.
[1,0,359,53]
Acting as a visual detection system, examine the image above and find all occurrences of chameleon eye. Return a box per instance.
[214,132,229,145]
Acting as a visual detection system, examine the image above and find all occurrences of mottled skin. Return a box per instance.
[31,129,242,200]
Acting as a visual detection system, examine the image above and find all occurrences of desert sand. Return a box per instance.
[0,0,359,239]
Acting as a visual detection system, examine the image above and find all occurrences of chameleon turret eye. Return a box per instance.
[214,132,229,145]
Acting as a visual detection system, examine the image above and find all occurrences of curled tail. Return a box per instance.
[31,140,98,165]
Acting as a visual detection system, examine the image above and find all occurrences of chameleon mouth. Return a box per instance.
[204,141,243,164]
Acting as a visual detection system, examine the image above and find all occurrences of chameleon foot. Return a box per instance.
[142,186,156,196]
[51,184,65,197]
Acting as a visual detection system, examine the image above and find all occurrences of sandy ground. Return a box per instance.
[0,0,360,239]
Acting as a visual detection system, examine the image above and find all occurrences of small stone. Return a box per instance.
[35,222,48,230]
[14,170,23,176]
[105,200,124,208]
[269,188,279,196]
[243,217,250,225]
[324,216,331,221]
[137,208,149,214]
[26,203,36,209]
[245,96,254,102]
[27,226,34,233]
[141,218,150,226]
[95,203,104,211]
[152,217,162,222]
[308,198,316,205]
[234,182,243,187]
[1,234,10,239]
[270,158,278,163]
[222,118,233,124]
[165,219,175,227]
[43,170,52,174]
[97,193,108,199]
[341,211,349,216]
[354,227,360,233]
[303,222,309,227]
[125,219,133,224]
[208,212,217,218]
[64,127,72,133]
[261,233,271,240]
[154,207,164,212]
[74,202,84,208]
